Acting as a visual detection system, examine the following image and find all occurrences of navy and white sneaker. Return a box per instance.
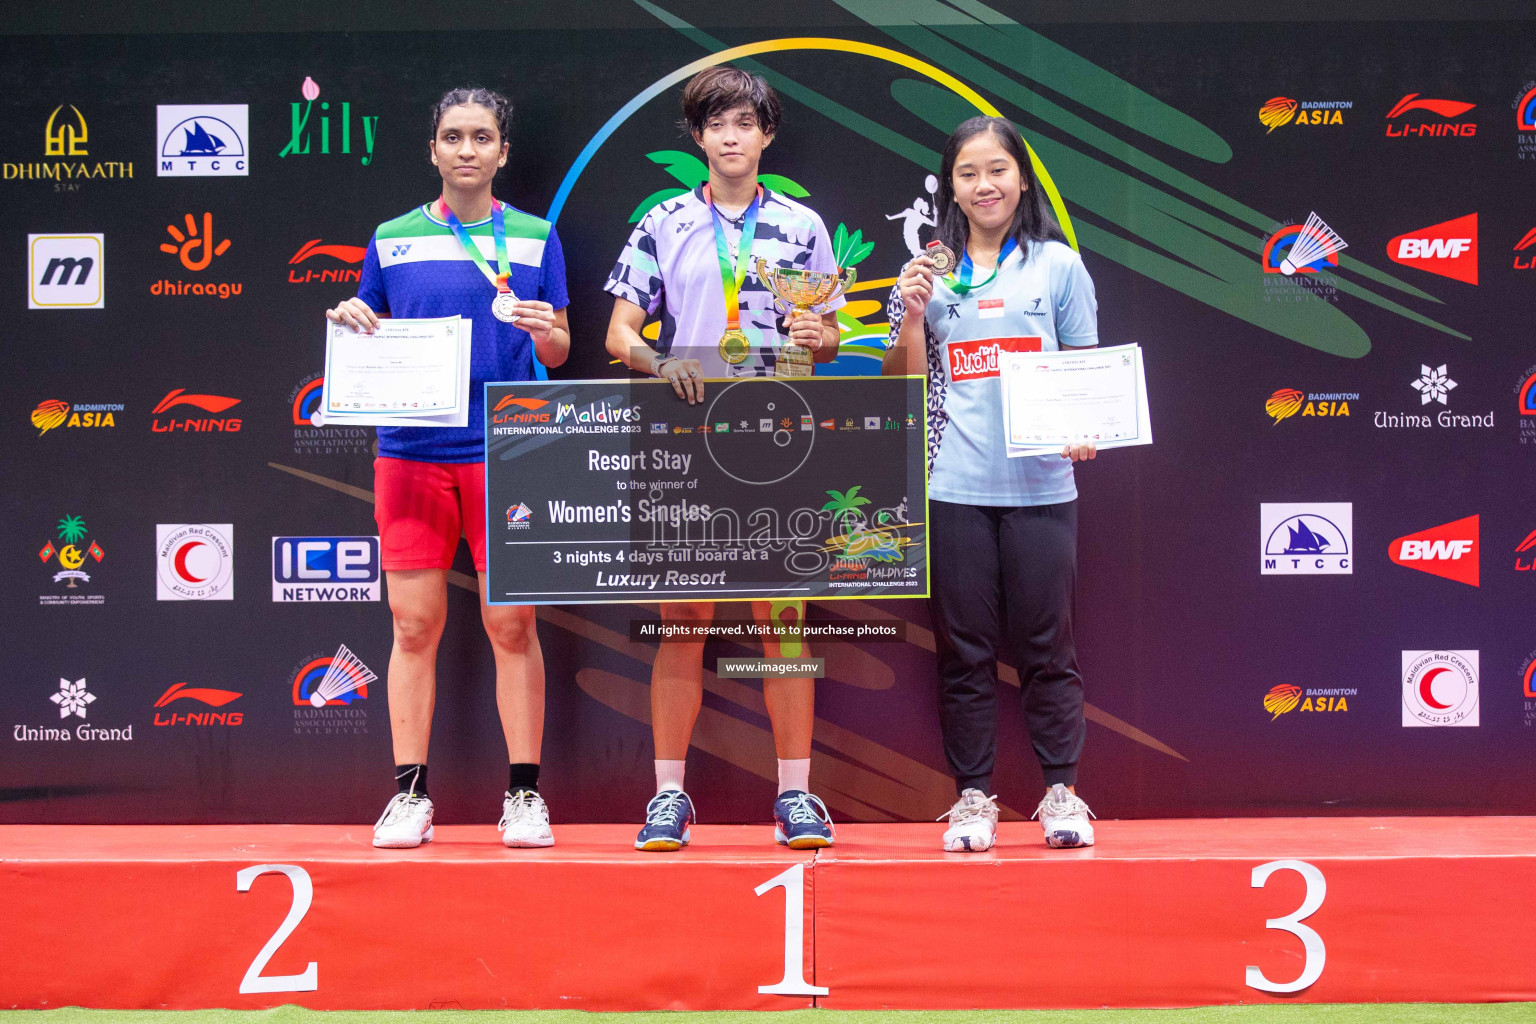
[1033,783,1096,848]
[635,789,694,851]
[773,790,836,849]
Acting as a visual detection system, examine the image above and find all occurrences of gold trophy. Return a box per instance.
[755,258,856,377]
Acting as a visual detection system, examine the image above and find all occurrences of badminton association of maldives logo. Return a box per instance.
[291,644,374,736]
[1261,212,1347,275]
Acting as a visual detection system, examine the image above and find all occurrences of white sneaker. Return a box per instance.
[499,789,554,848]
[373,792,434,849]
[940,788,999,852]
[1033,783,1095,848]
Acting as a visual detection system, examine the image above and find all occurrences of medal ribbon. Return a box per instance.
[439,197,512,294]
[945,237,1018,296]
[703,183,762,332]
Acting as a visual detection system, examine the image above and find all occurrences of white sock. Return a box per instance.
[655,759,686,794]
[777,758,810,795]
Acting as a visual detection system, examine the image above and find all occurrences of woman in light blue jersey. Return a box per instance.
[884,116,1100,852]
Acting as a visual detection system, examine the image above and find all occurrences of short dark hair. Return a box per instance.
[678,66,781,138]
[935,116,1066,259]
[431,87,513,144]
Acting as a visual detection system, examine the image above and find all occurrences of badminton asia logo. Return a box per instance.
[1264,388,1357,424]
[290,645,374,736]
[1260,503,1352,575]
[1257,96,1350,132]
[151,682,243,727]
[1262,683,1352,719]
[152,212,241,299]
[38,513,105,607]
[1402,650,1479,727]
[155,523,234,601]
[30,399,120,435]
[1384,94,1477,137]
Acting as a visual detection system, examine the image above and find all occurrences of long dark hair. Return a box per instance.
[935,116,1065,260]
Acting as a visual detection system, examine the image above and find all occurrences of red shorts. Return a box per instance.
[373,457,488,572]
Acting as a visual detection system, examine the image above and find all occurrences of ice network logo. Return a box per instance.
[50,677,95,718]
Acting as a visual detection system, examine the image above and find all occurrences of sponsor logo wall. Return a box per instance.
[3,9,1534,824]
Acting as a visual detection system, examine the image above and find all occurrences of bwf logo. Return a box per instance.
[28,234,103,309]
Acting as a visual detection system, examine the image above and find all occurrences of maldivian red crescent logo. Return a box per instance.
[154,682,242,707]
[492,396,550,412]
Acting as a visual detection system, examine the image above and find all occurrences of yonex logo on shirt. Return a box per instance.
[391,243,411,257]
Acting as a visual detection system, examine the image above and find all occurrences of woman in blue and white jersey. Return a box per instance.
[884,116,1100,853]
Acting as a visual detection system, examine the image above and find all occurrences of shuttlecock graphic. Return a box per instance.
[310,644,376,707]
[1280,212,1348,275]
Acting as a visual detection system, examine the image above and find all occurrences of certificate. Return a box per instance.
[313,316,471,427]
[1001,343,1152,457]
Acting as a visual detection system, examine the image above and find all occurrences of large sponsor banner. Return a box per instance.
[485,378,929,603]
[5,1,1536,824]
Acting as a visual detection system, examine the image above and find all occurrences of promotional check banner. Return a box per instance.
[485,377,928,604]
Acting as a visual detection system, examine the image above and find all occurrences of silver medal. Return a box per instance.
[492,290,520,324]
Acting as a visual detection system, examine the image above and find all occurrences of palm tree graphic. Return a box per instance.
[628,151,809,223]
[57,515,87,544]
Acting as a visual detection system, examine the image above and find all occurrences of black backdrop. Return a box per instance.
[4,1,1536,824]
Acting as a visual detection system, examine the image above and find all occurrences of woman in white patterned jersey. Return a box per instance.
[884,116,1100,852]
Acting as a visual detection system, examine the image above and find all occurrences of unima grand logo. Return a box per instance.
[156,105,248,176]
[150,388,241,433]
[1260,503,1351,575]
[156,524,234,601]
[1402,650,1478,727]
[1389,515,1479,587]
[153,212,241,299]
[14,677,133,743]
[1388,214,1478,284]
[28,234,103,309]
[945,336,1042,381]
[4,105,133,190]
[1385,93,1477,137]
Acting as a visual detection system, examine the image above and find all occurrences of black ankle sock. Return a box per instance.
[395,764,428,797]
[509,762,540,793]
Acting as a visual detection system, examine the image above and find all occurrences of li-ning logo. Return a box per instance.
[1385,94,1477,137]
[45,105,87,156]
[288,239,365,284]
[1513,227,1536,270]
[493,396,552,423]
[152,683,244,727]
[151,389,242,433]
[946,337,1043,381]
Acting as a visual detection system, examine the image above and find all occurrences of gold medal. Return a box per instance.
[718,328,750,365]
[925,240,957,275]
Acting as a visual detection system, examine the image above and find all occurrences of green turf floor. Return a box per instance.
[5,1006,1536,1023]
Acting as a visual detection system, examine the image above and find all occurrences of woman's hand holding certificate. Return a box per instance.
[314,315,472,427]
